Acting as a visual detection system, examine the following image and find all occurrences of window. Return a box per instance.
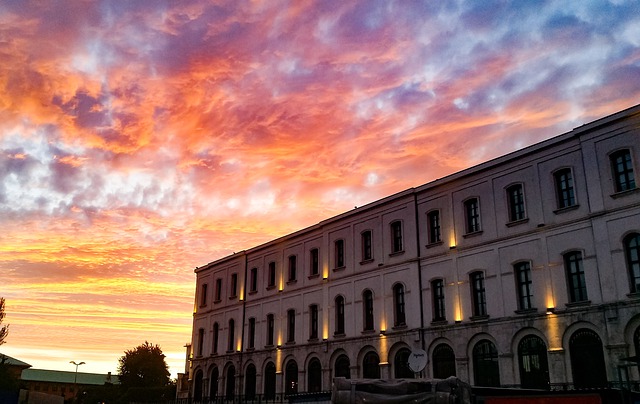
[210,367,219,398]
[310,248,319,276]
[470,271,487,317]
[212,322,219,354]
[611,149,636,192]
[230,273,238,298]
[569,329,607,388]
[197,328,204,356]
[267,262,276,288]
[288,255,297,282]
[363,290,374,331]
[248,318,256,349]
[245,364,256,400]
[391,221,403,253]
[464,198,481,233]
[308,358,322,393]
[225,365,235,399]
[335,296,345,335]
[334,355,351,379]
[285,360,298,395]
[264,362,276,399]
[515,262,533,310]
[266,314,274,346]
[200,284,208,306]
[393,284,406,326]
[335,239,345,268]
[215,278,222,302]
[518,335,550,389]
[193,370,203,401]
[227,319,235,352]
[554,168,576,209]
[624,233,640,293]
[287,309,295,343]
[361,230,373,261]
[249,267,257,292]
[432,344,456,379]
[473,340,500,387]
[394,348,414,379]
[431,279,446,321]
[309,304,319,340]
[427,210,441,244]
[507,184,526,222]
[564,251,588,302]
[362,351,380,379]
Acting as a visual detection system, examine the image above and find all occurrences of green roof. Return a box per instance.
[0,353,32,368]
[21,369,119,385]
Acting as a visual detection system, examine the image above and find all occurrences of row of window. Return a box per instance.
[195,324,640,399]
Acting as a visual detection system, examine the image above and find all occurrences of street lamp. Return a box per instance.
[70,361,85,401]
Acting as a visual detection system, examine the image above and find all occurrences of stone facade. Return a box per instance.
[184,104,640,400]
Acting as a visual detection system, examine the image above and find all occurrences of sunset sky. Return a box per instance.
[1,0,640,378]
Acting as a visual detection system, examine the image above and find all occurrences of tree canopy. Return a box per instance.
[117,341,170,389]
[0,298,8,345]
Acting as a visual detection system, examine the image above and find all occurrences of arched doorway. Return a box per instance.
[473,339,500,387]
[334,354,351,379]
[264,362,276,400]
[193,369,203,402]
[209,367,219,399]
[244,364,256,400]
[432,344,456,379]
[225,365,235,399]
[394,348,414,378]
[362,351,380,379]
[308,358,322,392]
[285,360,298,395]
[569,329,607,387]
[518,335,550,389]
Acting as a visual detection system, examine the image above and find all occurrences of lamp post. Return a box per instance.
[70,361,85,402]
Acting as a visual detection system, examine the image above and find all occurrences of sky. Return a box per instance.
[1,0,640,379]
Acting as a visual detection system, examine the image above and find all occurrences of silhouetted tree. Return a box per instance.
[117,341,170,389]
[0,298,8,345]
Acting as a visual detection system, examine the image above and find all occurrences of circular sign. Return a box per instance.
[407,349,428,372]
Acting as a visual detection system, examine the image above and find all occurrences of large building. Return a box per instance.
[182,104,640,401]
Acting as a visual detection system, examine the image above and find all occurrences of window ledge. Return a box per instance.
[265,344,274,349]
[506,218,529,227]
[333,332,346,338]
[553,204,579,214]
[359,258,374,265]
[225,350,235,354]
[213,299,222,304]
[229,295,237,300]
[463,230,483,238]
[286,279,297,285]
[361,329,376,335]
[248,290,257,295]
[308,273,320,280]
[285,341,295,346]
[430,320,448,326]
[308,337,319,342]
[470,315,489,321]
[246,347,255,352]
[333,266,346,272]
[565,300,591,308]
[610,187,639,199]
[389,250,405,257]
[514,308,538,315]
[426,240,444,249]
[626,292,640,300]
[392,324,407,330]
[266,285,276,291]
[210,353,218,356]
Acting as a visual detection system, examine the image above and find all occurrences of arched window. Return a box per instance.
[244,364,256,400]
[394,348,414,379]
[308,358,322,393]
[518,335,550,389]
[432,344,456,379]
[212,322,219,354]
[624,233,640,293]
[227,319,235,352]
[225,365,235,399]
[473,339,500,387]
[393,284,406,326]
[362,351,380,379]
[363,290,374,331]
[264,362,276,399]
[193,369,203,402]
[334,354,351,379]
[285,360,298,396]
[209,367,219,398]
[569,329,607,388]
[335,296,345,335]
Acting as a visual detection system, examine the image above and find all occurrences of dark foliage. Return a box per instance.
[117,341,170,390]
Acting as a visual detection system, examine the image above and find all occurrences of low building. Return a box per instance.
[20,368,117,403]
[186,104,640,400]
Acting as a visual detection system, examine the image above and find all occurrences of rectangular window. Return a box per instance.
[197,328,204,356]
[362,231,373,261]
[427,210,441,244]
[565,252,588,302]
[393,284,406,326]
[507,184,526,222]
[266,314,274,346]
[215,278,222,302]
[391,221,403,253]
[335,296,345,335]
[470,271,487,317]
[267,262,276,288]
[230,273,238,298]
[515,262,533,310]
[200,283,208,306]
[213,323,219,353]
[611,149,636,192]
[287,309,295,343]
[335,240,345,268]
[309,304,318,339]
[250,267,258,292]
[431,279,445,321]
[227,319,235,352]
[288,255,297,282]
[363,290,374,331]
[310,248,319,276]
[248,318,256,349]
[554,168,576,209]
[465,198,481,233]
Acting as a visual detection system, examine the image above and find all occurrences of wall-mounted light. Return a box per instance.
[379,330,386,336]
[276,344,282,349]
[546,307,555,315]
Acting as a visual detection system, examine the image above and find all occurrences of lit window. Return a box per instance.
[391,221,403,253]
[431,279,445,321]
[554,168,576,209]
[611,149,636,192]
[427,210,441,244]
[515,262,533,310]
[506,184,526,222]
[470,271,487,316]
[361,230,373,261]
[564,251,588,303]
[464,198,481,233]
